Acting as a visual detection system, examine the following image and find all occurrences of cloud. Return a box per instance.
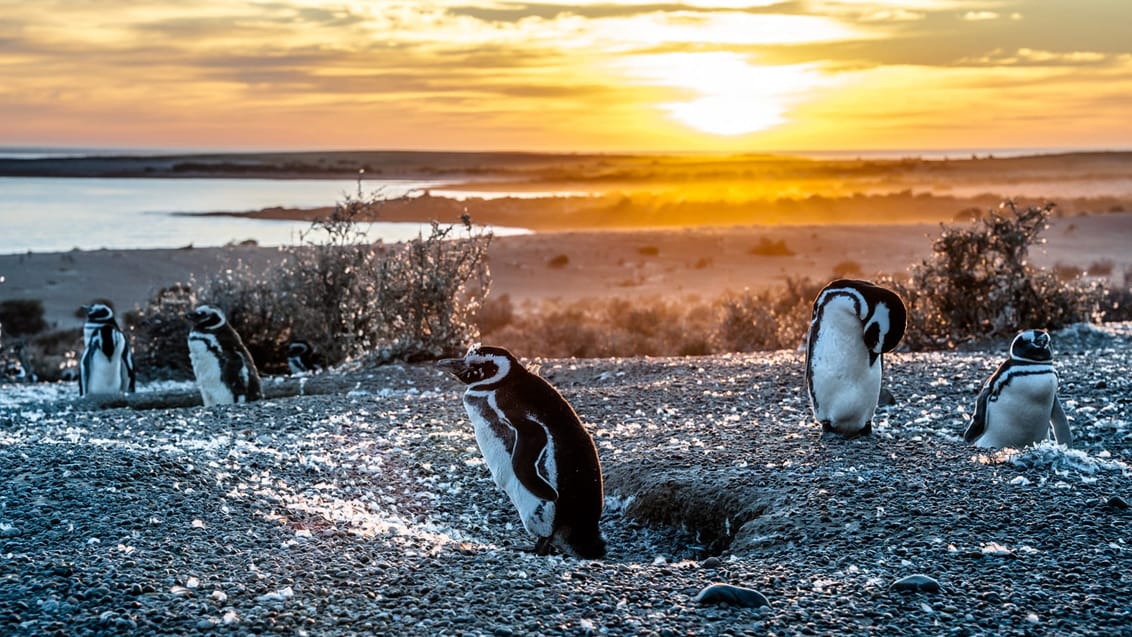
[961,11,999,21]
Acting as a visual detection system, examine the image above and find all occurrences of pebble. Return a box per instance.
[1104,495,1128,510]
[891,575,943,593]
[0,525,22,537]
[701,557,723,569]
[693,583,770,608]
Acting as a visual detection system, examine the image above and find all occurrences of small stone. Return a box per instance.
[694,583,770,608]
[878,387,897,406]
[1104,495,1128,510]
[891,575,943,593]
[1095,380,1108,389]
[0,525,22,538]
[701,557,723,569]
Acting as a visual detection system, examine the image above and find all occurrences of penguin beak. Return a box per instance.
[436,357,467,375]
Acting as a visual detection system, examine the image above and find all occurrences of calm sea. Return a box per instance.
[0,177,530,255]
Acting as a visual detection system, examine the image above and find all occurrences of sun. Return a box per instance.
[622,52,827,137]
[665,96,787,137]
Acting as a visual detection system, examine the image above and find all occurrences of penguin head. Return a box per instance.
[437,345,519,386]
[82,303,115,323]
[287,340,311,357]
[1010,329,1053,362]
[186,305,227,330]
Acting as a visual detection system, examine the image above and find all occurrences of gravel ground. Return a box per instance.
[1,323,1130,636]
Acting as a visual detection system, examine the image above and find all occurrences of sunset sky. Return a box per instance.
[2,1,1130,153]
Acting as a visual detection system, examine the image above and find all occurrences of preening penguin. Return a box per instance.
[805,279,906,436]
[79,303,136,396]
[186,305,262,406]
[964,329,1072,449]
[286,339,319,375]
[438,345,606,559]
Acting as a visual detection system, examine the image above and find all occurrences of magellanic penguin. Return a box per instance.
[805,279,907,436]
[438,345,606,559]
[79,303,136,396]
[186,305,263,406]
[286,340,319,375]
[964,329,1072,449]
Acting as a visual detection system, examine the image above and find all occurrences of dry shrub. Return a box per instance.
[887,201,1105,349]
[0,299,47,337]
[714,278,820,352]
[547,254,570,268]
[132,189,492,376]
[480,280,819,359]
[748,237,794,257]
[831,260,863,278]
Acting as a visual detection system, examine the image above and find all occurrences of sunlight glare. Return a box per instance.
[623,53,829,136]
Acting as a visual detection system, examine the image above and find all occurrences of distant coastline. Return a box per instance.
[2,148,1131,184]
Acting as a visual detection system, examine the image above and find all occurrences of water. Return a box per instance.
[0,177,529,254]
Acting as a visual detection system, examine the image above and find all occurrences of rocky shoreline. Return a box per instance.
[1,323,1130,635]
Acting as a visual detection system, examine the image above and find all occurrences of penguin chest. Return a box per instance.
[808,313,881,429]
[188,334,234,406]
[82,334,125,394]
[84,349,123,394]
[463,391,557,539]
[981,373,1058,448]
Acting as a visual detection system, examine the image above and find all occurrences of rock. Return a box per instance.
[701,556,723,569]
[878,387,897,407]
[693,583,770,608]
[891,575,943,593]
[1103,495,1128,510]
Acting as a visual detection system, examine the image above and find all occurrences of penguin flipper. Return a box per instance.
[121,340,137,393]
[508,415,559,502]
[964,385,990,443]
[1050,397,1072,447]
[79,343,94,396]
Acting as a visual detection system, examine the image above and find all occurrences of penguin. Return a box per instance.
[437,345,606,559]
[79,303,136,396]
[186,305,263,406]
[286,339,319,375]
[964,329,1072,449]
[805,279,906,436]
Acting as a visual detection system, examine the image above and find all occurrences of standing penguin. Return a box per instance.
[964,329,1072,449]
[79,303,136,396]
[186,305,262,406]
[805,279,906,436]
[438,345,606,559]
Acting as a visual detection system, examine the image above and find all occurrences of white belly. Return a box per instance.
[188,338,234,406]
[84,352,124,394]
[809,313,881,431]
[977,375,1058,449]
[464,393,556,539]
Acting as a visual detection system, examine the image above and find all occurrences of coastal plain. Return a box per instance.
[2,151,1131,329]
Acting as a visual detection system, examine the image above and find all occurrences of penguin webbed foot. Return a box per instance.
[533,536,554,556]
[819,420,873,439]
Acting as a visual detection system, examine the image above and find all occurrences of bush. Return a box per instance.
[748,238,794,257]
[547,254,570,268]
[0,299,48,336]
[889,201,1105,349]
[128,283,198,380]
[480,280,821,359]
[132,189,493,376]
[831,260,863,278]
[714,278,820,352]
